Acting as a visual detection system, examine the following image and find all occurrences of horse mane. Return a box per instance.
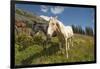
[55,19,65,34]
[56,22,61,33]
[40,15,50,21]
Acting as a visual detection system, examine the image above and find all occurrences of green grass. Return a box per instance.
[15,34,95,65]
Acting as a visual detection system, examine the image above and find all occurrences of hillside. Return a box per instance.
[15,34,94,65]
[14,8,95,66]
[15,8,48,27]
[15,8,49,36]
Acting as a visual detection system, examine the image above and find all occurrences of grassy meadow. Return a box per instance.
[15,33,95,65]
[15,8,95,66]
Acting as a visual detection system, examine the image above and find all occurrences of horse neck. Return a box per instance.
[56,25,65,41]
[56,20,65,33]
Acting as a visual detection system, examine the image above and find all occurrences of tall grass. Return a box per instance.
[15,33,94,65]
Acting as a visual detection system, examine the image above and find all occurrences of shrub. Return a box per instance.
[15,33,34,51]
[33,34,45,45]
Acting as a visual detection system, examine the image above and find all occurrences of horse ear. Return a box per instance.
[55,16,58,19]
[50,16,53,19]
[48,16,53,22]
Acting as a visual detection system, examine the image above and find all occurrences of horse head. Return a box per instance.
[47,16,59,38]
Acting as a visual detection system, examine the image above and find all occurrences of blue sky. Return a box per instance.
[16,4,95,30]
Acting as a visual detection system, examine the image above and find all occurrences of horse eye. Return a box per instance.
[52,23,54,25]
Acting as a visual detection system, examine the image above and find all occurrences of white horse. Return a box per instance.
[65,26,74,49]
[47,16,74,58]
[40,15,50,21]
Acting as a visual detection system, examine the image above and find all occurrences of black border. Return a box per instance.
[10,1,97,68]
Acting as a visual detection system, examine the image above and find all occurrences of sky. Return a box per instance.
[15,4,95,30]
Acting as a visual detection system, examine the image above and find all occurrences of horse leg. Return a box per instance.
[44,36,50,56]
[43,40,46,50]
[65,38,68,58]
[69,37,73,47]
[59,42,63,54]
[68,38,72,50]
[67,38,70,50]
[71,37,73,47]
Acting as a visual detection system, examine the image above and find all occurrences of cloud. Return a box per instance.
[40,5,48,13]
[51,6,64,14]
[40,5,65,14]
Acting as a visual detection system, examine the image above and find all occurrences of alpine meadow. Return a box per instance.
[14,4,95,66]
